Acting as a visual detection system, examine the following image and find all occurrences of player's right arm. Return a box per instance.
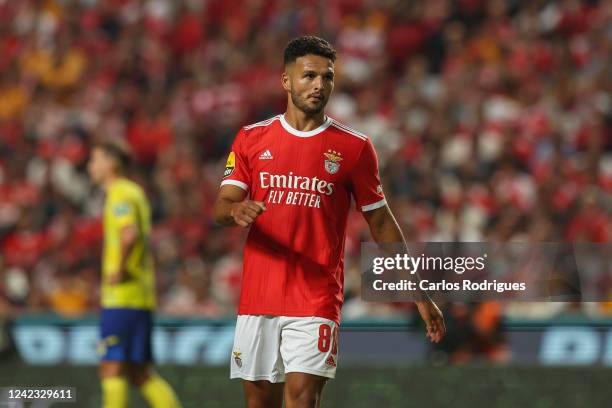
[213,128,266,228]
[213,186,266,227]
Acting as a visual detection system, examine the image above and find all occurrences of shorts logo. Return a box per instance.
[325,355,336,367]
[233,350,243,368]
[224,152,236,178]
[324,150,342,174]
[97,335,120,355]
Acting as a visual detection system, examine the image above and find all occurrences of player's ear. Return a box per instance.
[281,70,290,92]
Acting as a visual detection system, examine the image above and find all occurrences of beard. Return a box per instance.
[290,88,328,114]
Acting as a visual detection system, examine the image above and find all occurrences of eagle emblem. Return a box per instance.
[233,350,243,368]
[324,150,343,174]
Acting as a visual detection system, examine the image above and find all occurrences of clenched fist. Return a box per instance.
[230,200,267,227]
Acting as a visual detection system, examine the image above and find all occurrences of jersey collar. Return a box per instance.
[280,114,332,137]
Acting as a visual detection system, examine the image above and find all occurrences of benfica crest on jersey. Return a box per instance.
[324,150,343,174]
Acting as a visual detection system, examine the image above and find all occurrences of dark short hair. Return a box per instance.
[283,36,337,65]
[95,139,132,172]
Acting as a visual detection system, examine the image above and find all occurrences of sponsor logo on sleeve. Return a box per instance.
[112,203,130,216]
[224,152,236,178]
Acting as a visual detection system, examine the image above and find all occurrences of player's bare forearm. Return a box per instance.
[363,205,423,293]
[363,205,425,295]
[214,185,248,226]
[363,205,446,343]
[214,197,239,226]
[214,185,266,228]
[362,205,406,244]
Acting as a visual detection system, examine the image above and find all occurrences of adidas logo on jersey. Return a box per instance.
[259,150,273,160]
[325,356,336,367]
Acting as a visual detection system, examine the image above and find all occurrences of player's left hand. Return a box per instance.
[108,272,126,285]
[416,300,445,343]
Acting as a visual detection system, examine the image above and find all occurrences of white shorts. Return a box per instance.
[230,315,339,383]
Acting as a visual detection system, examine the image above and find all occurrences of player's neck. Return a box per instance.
[283,107,326,132]
[102,174,120,191]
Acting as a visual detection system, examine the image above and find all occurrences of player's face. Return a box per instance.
[284,55,334,115]
[87,147,115,184]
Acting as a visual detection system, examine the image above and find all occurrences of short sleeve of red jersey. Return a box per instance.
[220,128,250,191]
[350,138,386,212]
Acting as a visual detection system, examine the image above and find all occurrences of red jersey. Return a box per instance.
[221,114,386,323]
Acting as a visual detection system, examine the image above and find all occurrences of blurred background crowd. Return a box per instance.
[0,0,610,356]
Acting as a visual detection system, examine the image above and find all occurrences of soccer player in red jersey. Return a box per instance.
[214,36,445,408]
